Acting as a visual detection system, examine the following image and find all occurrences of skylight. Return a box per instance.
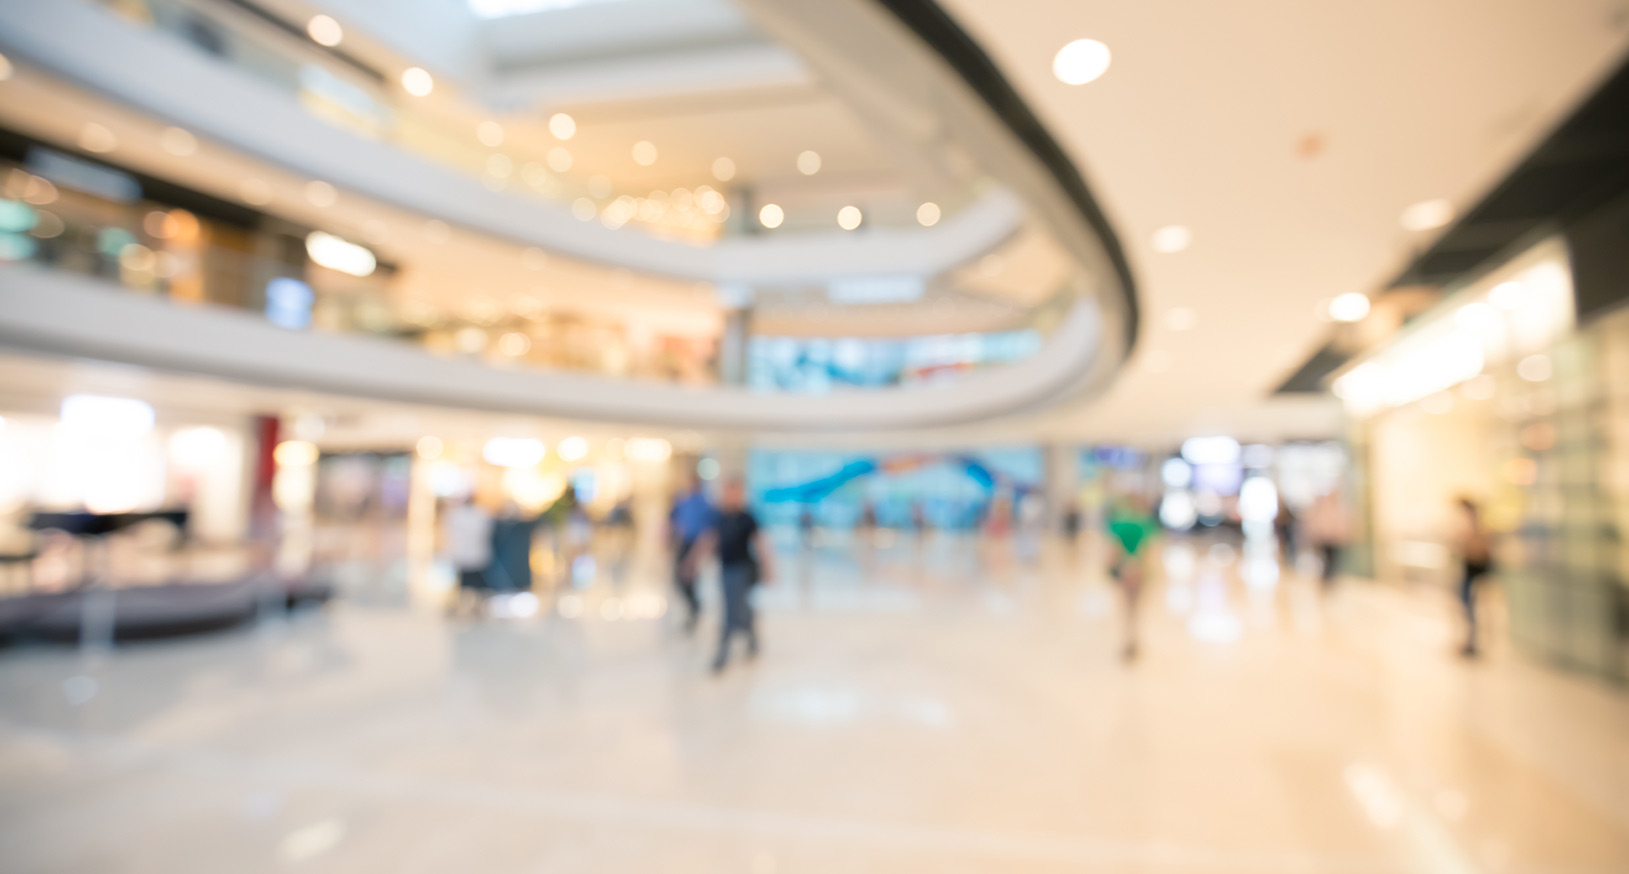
[467,0,627,19]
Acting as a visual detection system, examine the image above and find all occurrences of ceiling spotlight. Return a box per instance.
[1488,281,1525,310]
[477,120,504,147]
[1165,306,1197,331]
[837,205,862,230]
[1517,354,1552,382]
[759,203,784,229]
[796,150,821,175]
[916,202,941,227]
[303,180,337,208]
[158,126,197,156]
[401,67,434,96]
[1326,292,1371,322]
[546,147,572,172]
[1150,224,1191,253]
[79,122,117,154]
[305,231,376,277]
[1400,198,1453,231]
[1053,39,1111,85]
[712,157,736,182]
[307,14,343,47]
[631,140,658,166]
[548,112,575,140]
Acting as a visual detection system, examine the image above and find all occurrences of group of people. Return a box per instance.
[443,478,1497,667]
[1102,490,1497,661]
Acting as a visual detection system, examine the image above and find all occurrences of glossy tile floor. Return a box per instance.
[1,532,1626,873]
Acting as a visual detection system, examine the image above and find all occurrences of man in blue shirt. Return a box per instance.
[669,477,717,633]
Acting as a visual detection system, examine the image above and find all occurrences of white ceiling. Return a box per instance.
[940,0,1629,444]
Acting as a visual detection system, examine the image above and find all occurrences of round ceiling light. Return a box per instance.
[477,120,504,147]
[1400,198,1453,231]
[712,157,736,181]
[307,14,343,47]
[159,126,197,157]
[303,180,337,208]
[401,67,434,97]
[548,112,575,140]
[796,150,821,175]
[916,202,941,227]
[1326,292,1371,322]
[1150,224,1191,253]
[631,140,658,166]
[837,205,862,230]
[759,204,784,229]
[1053,39,1111,85]
[1165,307,1197,331]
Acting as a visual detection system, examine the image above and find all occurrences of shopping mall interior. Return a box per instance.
[1,0,1628,871]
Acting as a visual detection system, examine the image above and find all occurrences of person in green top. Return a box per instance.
[1106,495,1159,661]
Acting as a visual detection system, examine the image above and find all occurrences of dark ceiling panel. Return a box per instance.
[1389,55,1629,291]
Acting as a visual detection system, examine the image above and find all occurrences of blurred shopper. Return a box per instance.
[1106,496,1159,661]
[605,497,635,585]
[669,477,717,633]
[442,496,493,614]
[689,479,776,674]
[1304,489,1352,589]
[1455,497,1495,658]
[1274,501,1298,561]
[1062,502,1082,542]
[488,501,539,592]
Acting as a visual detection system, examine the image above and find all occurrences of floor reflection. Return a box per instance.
[0,531,1625,873]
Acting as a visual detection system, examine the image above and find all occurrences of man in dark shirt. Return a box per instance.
[689,479,776,673]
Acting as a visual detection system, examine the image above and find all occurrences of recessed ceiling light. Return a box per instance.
[712,157,736,181]
[1488,281,1525,310]
[303,180,337,207]
[1165,306,1197,331]
[1326,292,1370,322]
[78,122,117,153]
[307,14,343,47]
[548,112,575,140]
[916,202,941,227]
[759,203,784,229]
[477,120,503,147]
[158,126,197,156]
[546,147,572,172]
[1150,225,1191,253]
[1400,198,1453,231]
[632,140,658,166]
[1517,354,1551,382]
[796,150,821,175]
[401,67,433,96]
[837,205,862,230]
[1053,39,1111,85]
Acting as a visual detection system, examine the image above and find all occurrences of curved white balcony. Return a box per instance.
[0,0,1023,285]
[0,266,1109,431]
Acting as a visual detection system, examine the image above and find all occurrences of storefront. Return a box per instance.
[1335,237,1629,682]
